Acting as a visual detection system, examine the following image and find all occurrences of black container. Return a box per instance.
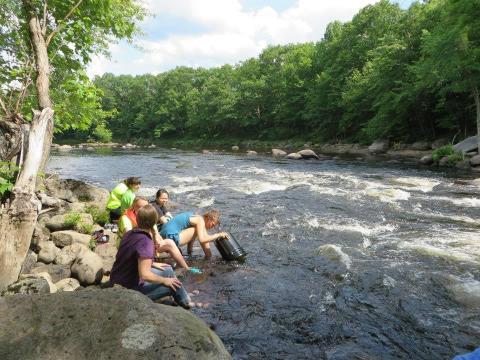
[214,233,247,261]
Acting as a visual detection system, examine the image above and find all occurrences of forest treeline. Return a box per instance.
[60,0,480,145]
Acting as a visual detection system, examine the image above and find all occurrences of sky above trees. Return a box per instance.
[88,0,415,77]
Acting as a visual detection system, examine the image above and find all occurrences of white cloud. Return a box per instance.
[88,0,378,77]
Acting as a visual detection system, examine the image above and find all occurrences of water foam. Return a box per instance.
[305,216,397,237]
[389,177,441,192]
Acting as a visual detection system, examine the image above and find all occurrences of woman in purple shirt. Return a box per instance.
[110,204,191,308]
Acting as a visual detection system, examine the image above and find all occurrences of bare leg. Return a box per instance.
[157,239,189,270]
[179,227,211,259]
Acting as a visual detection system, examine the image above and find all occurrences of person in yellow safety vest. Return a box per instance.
[106,177,141,223]
[118,196,201,274]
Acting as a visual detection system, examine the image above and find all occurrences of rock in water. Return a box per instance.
[298,149,320,159]
[0,288,231,359]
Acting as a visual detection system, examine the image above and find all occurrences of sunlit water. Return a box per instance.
[48,148,480,359]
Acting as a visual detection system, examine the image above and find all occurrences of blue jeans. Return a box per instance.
[140,267,189,306]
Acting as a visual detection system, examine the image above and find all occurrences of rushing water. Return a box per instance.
[48,147,480,359]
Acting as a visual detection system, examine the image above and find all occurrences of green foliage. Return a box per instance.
[0,162,19,201]
[84,205,109,226]
[64,212,82,227]
[431,144,464,165]
[78,222,94,235]
[87,0,480,148]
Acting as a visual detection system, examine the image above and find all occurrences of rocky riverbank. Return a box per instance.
[0,175,230,359]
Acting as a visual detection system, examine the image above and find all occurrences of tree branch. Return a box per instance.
[42,0,48,36]
[45,0,83,46]
[0,95,9,117]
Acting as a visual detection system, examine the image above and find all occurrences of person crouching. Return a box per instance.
[109,204,192,308]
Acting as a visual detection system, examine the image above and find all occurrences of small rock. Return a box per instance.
[51,230,92,248]
[286,152,302,160]
[32,264,71,283]
[71,250,104,285]
[298,149,320,159]
[368,139,389,154]
[470,155,480,166]
[202,150,211,154]
[1,276,51,296]
[38,241,60,264]
[31,224,50,251]
[456,159,470,170]
[272,149,287,157]
[246,150,257,156]
[20,250,38,275]
[231,145,239,151]
[58,145,72,151]
[38,192,62,208]
[419,155,433,165]
[55,243,89,266]
[431,138,449,149]
[45,214,69,231]
[55,278,81,292]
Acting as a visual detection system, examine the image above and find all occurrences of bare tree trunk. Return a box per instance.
[473,84,480,153]
[24,1,53,173]
[0,2,55,291]
[0,108,53,291]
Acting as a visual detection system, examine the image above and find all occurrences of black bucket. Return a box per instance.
[214,233,247,261]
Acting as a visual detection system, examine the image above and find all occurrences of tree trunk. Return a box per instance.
[0,2,55,291]
[24,0,53,173]
[473,84,480,152]
[0,108,53,291]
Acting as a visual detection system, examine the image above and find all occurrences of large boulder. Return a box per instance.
[94,241,118,274]
[419,155,434,165]
[298,149,320,159]
[44,175,109,209]
[37,241,60,264]
[272,149,287,157]
[51,230,92,248]
[45,214,70,231]
[70,250,104,285]
[55,243,89,266]
[368,139,389,154]
[32,264,71,283]
[453,136,478,154]
[0,288,231,359]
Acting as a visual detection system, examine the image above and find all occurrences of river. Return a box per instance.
[48,147,480,359]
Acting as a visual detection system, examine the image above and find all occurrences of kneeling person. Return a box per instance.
[110,204,191,308]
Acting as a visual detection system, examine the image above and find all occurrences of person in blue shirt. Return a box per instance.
[160,210,228,259]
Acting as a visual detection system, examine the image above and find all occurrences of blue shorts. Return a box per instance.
[163,233,180,246]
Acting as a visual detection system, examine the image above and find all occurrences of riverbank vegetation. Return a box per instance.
[55,0,480,148]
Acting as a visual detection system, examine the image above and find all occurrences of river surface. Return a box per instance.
[48,148,480,359]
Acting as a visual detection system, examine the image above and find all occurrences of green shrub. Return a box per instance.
[0,161,19,202]
[84,205,109,226]
[432,144,464,166]
[79,222,94,234]
[64,212,82,227]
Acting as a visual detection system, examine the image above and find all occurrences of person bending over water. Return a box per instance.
[160,210,228,259]
[118,196,200,273]
[110,204,192,308]
[106,177,141,223]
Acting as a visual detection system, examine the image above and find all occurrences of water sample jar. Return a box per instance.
[214,233,247,261]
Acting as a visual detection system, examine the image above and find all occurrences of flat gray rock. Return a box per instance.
[0,288,231,360]
[454,136,478,153]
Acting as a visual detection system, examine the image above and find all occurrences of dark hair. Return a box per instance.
[136,204,158,229]
[155,188,169,199]
[124,177,141,187]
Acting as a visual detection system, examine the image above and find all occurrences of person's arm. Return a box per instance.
[190,216,228,243]
[138,258,182,291]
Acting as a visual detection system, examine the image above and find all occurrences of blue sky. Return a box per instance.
[89,0,416,77]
